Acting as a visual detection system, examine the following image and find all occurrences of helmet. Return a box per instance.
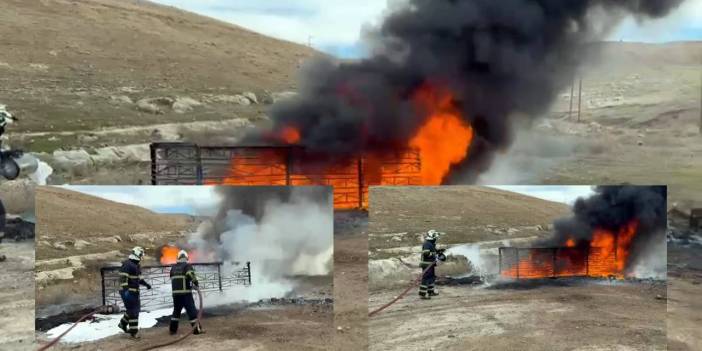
[426,229,439,241]
[129,246,145,261]
[0,105,13,123]
[177,250,189,263]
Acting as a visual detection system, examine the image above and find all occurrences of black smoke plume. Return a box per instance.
[540,185,667,272]
[212,186,330,221]
[254,0,684,182]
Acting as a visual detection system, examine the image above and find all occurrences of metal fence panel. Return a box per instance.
[500,247,595,279]
[101,262,251,311]
[150,142,423,209]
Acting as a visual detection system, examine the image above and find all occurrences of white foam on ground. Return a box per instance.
[45,308,172,344]
[28,159,53,185]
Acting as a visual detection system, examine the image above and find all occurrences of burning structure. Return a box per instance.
[150,143,422,209]
[152,186,334,303]
[499,186,667,280]
[151,1,684,204]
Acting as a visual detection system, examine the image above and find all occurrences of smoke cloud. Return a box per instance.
[541,185,667,276]
[255,0,684,181]
[188,186,333,303]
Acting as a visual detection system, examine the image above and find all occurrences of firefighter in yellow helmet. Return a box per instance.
[169,250,202,335]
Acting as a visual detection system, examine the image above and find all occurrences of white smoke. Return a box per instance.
[446,244,497,281]
[629,232,667,280]
[475,128,578,185]
[189,191,333,304]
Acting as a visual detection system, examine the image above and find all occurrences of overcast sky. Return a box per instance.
[151,0,702,58]
[488,185,595,205]
[62,185,220,215]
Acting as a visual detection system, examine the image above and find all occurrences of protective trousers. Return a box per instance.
[118,290,140,336]
[419,264,436,297]
[170,293,201,334]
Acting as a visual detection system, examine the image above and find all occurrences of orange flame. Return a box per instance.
[502,220,640,279]
[160,245,181,265]
[590,220,639,276]
[279,126,301,144]
[409,85,473,184]
[211,83,475,209]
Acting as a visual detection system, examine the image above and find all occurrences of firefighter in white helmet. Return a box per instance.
[118,246,152,338]
[0,105,17,147]
[169,250,202,335]
[419,230,445,299]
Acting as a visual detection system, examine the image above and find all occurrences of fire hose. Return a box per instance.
[138,287,204,351]
[37,288,204,350]
[368,261,437,317]
[37,308,106,351]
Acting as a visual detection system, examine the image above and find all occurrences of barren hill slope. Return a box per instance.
[34,186,196,311]
[592,41,702,67]
[36,186,191,240]
[369,186,572,249]
[0,0,318,133]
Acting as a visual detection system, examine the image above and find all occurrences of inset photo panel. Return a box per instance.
[368,185,667,351]
[0,182,36,350]
[35,185,333,350]
[666,187,702,350]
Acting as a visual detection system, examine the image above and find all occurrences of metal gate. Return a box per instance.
[100,262,251,310]
[498,247,614,279]
[150,142,423,209]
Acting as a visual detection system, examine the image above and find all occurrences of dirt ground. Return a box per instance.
[41,304,333,351]
[666,208,702,351]
[667,247,702,351]
[0,242,37,350]
[333,211,369,350]
[368,280,667,351]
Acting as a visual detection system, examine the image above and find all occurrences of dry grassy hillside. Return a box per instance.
[369,186,572,250]
[35,186,195,309]
[36,186,191,238]
[592,41,702,66]
[0,0,318,133]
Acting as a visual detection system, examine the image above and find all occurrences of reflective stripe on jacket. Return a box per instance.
[170,262,199,294]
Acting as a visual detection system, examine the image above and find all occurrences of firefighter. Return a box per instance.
[169,250,202,335]
[419,229,441,299]
[0,105,17,142]
[118,246,152,338]
[0,199,5,262]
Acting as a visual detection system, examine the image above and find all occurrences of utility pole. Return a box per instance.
[577,77,583,123]
[569,79,574,120]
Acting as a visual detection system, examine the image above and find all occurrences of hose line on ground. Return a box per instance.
[368,261,437,317]
[138,287,204,351]
[37,288,204,350]
[37,309,102,351]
